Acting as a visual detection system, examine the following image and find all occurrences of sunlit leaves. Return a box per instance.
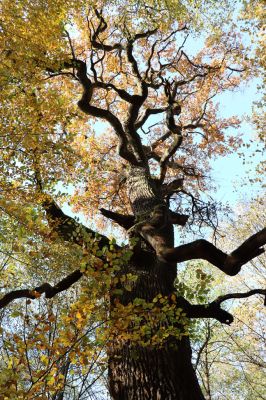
[0,0,264,398]
[109,294,189,347]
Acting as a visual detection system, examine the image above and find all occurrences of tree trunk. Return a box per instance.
[108,337,204,400]
[108,167,205,399]
[108,260,205,399]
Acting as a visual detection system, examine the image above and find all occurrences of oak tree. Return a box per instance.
[0,1,265,398]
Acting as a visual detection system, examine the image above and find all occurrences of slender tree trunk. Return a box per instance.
[108,167,205,400]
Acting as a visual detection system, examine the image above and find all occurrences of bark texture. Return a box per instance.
[109,338,204,400]
[108,167,205,400]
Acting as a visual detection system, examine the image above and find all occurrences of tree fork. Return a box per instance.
[134,208,266,276]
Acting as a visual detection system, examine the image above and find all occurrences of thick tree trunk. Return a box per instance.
[109,337,204,400]
[108,167,205,400]
[108,262,205,399]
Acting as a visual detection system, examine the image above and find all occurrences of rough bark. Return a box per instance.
[108,166,205,400]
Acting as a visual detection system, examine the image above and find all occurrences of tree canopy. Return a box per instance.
[0,0,265,398]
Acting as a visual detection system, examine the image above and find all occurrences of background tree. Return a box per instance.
[192,196,266,399]
[0,1,265,399]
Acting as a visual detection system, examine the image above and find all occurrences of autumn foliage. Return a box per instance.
[0,0,265,399]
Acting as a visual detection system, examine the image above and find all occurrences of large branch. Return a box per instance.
[159,87,183,182]
[135,107,167,131]
[150,132,173,155]
[161,178,183,197]
[214,289,266,306]
[159,229,266,275]
[135,208,266,275]
[67,31,146,166]
[178,297,234,325]
[0,270,83,309]
[121,30,165,165]
[100,208,135,230]
[169,211,189,226]
[33,158,110,248]
[100,207,188,229]
[43,195,109,249]
[90,9,123,52]
[179,288,266,325]
[159,131,182,182]
[126,28,157,82]
[124,42,149,164]
[75,59,139,165]
[96,81,133,103]
[0,199,121,310]
[89,21,153,165]
[124,101,148,164]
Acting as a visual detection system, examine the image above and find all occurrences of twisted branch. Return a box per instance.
[134,206,266,276]
[180,288,266,325]
[75,59,139,165]
[0,270,83,309]
[159,81,183,182]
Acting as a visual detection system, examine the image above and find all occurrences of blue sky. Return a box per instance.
[61,78,264,228]
[211,81,264,206]
[61,13,265,227]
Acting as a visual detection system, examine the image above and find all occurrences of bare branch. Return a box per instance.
[100,208,135,230]
[182,288,266,325]
[75,59,139,165]
[0,270,83,309]
[214,289,266,306]
[134,207,266,275]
